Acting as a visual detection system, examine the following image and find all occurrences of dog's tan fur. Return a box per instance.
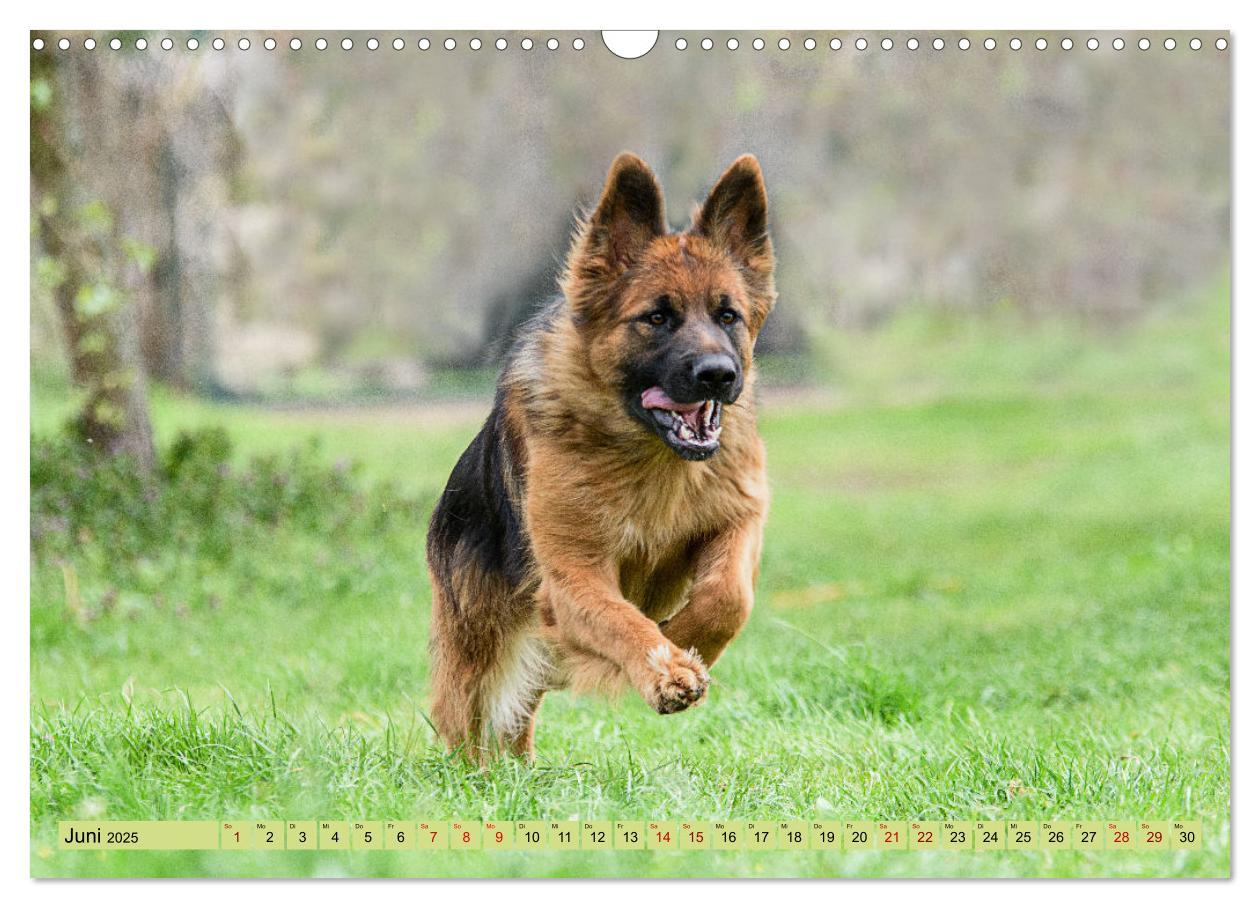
[427,153,775,760]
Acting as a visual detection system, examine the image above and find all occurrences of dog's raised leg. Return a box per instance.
[540,560,710,715]
[659,518,762,666]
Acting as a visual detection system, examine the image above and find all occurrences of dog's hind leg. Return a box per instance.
[429,645,485,760]
[483,632,551,762]
[503,690,544,760]
[427,574,493,760]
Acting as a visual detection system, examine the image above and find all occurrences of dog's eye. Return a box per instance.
[717,308,739,326]
[645,310,669,327]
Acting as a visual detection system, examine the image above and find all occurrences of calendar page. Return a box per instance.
[27,22,1230,880]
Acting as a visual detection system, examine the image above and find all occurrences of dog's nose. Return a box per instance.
[692,353,738,397]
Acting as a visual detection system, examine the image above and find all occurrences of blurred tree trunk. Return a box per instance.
[31,44,155,471]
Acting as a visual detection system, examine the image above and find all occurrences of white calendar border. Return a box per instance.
[5,0,1248,904]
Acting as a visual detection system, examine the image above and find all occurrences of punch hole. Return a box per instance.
[958,37,970,50]
[546,38,558,50]
[264,38,276,50]
[1009,37,1022,50]
[521,38,534,50]
[111,38,122,50]
[701,38,713,50]
[933,38,945,50]
[57,37,70,49]
[213,38,225,50]
[136,38,148,50]
[291,38,303,51]
[1061,38,1073,51]
[316,38,328,50]
[881,38,893,50]
[341,38,354,51]
[497,38,508,50]
[855,37,868,51]
[1164,38,1176,50]
[984,38,996,50]
[392,38,404,50]
[829,38,841,50]
[804,38,817,50]
[573,38,585,50]
[727,38,738,50]
[1113,38,1125,50]
[601,31,657,59]
[1087,38,1099,50]
[1190,38,1202,50]
[907,38,919,50]
[186,38,199,50]
[1215,38,1228,50]
[1138,38,1150,50]
[472,38,484,50]
[444,38,456,51]
[367,38,379,51]
[778,38,790,50]
[84,38,97,50]
[675,38,687,50]
[753,38,765,50]
[32,37,44,50]
[161,38,173,50]
[1035,37,1047,50]
[418,38,430,50]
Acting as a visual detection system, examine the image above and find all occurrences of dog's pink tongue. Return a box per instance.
[641,386,703,413]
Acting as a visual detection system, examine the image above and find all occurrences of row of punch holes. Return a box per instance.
[32,34,1230,53]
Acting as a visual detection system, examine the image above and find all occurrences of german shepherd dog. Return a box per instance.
[427,153,775,760]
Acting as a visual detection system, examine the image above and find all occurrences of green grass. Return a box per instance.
[29,288,1231,878]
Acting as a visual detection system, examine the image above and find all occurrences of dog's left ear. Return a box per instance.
[694,155,775,326]
[693,155,772,273]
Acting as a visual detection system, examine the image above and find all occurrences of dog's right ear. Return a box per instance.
[563,154,666,312]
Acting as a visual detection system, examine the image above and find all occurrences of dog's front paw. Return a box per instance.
[641,644,710,714]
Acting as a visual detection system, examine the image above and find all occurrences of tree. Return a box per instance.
[31,42,155,471]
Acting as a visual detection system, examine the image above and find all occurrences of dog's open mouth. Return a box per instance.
[640,386,722,460]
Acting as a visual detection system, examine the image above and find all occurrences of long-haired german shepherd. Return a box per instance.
[427,152,775,760]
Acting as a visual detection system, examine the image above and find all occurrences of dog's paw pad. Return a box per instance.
[644,645,710,714]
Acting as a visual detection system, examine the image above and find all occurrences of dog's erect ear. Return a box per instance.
[693,156,775,328]
[693,155,772,273]
[574,153,667,272]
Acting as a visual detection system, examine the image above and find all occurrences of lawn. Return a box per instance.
[29,288,1231,878]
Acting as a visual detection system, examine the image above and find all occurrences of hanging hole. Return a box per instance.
[600,30,656,59]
